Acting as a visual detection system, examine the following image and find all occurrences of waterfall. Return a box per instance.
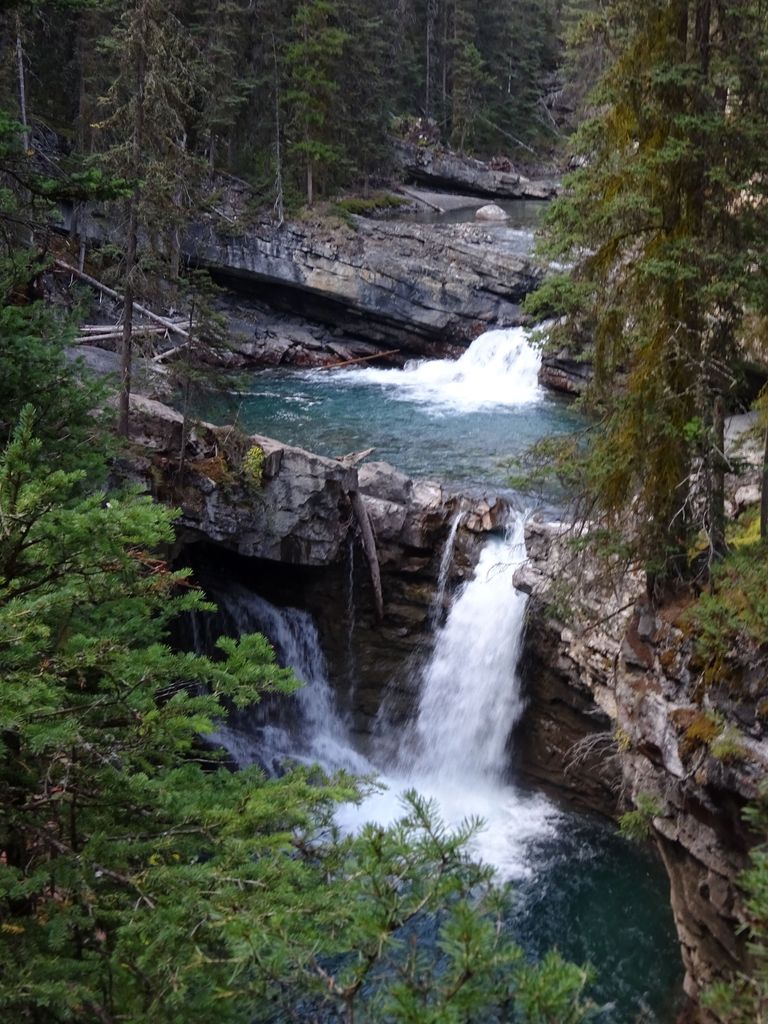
[185,513,557,876]
[402,517,528,782]
[429,511,464,627]
[333,325,542,412]
[341,515,559,877]
[186,583,369,776]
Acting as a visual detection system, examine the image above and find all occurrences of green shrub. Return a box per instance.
[243,444,266,487]
[619,793,663,842]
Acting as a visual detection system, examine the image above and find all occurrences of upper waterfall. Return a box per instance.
[334,326,542,412]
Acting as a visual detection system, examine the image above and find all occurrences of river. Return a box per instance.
[187,327,683,1021]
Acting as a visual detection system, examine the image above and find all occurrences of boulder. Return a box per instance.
[475,203,509,221]
[358,461,413,504]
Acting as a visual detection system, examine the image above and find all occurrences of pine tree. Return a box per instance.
[529,0,768,591]
[285,0,348,204]
[96,0,204,435]
[449,1,489,152]
[0,394,595,1021]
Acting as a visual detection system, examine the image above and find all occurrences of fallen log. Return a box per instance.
[336,447,375,467]
[349,490,384,622]
[318,348,400,371]
[152,344,189,364]
[396,186,445,213]
[53,259,190,340]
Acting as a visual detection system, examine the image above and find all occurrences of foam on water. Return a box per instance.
[332,326,542,413]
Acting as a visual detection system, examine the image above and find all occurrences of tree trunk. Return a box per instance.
[119,194,138,437]
[349,491,384,621]
[118,24,146,438]
[272,34,284,226]
[119,287,134,437]
[425,0,435,119]
[178,375,191,478]
[307,159,314,206]
[710,392,726,559]
[760,428,768,543]
[15,14,30,152]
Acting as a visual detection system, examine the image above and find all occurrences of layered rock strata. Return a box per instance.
[123,394,505,598]
[185,217,540,356]
[393,140,560,200]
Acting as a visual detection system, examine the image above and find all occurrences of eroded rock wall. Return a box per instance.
[515,519,767,1013]
[185,217,540,355]
[122,395,505,619]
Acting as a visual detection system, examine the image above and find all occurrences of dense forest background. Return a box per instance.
[1,0,589,211]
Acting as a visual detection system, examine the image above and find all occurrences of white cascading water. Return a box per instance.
[334,325,541,412]
[192,584,370,776]
[402,517,528,782]
[429,510,464,626]
[339,517,559,877]
[191,325,557,874]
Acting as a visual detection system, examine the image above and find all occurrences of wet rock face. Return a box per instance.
[538,350,594,395]
[515,518,768,1015]
[184,217,541,355]
[124,394,505,595]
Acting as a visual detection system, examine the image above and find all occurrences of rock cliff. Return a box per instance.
[184,216,540,356]
[393,140,560,200]
[515,518,767,1015]
[122,394,505,600]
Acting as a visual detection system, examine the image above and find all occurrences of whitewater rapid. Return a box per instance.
[332,325,542,413]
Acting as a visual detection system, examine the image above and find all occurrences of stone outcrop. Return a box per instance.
[515,518,768,1015]
[393,139,560,200]
[123,394,505,588]
[538,350,594,395]
[185,216,541,356]
[121,397,512,734]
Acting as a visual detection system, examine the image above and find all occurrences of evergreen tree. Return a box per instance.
[285,0,348,204]
[95,0,203,435]
[528,0,768,591]
[449,1,489,152]
[0,390,594,1021]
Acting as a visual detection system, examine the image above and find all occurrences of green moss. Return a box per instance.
[242,444,265,488]
[679,711,722,758]
[710,727,749,764]
[333,193,408,221]
[614,726,632,752]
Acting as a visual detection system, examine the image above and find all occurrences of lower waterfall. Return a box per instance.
[187,518,556,876]
[342,518,558,877]
[402,517,528,780]
[185,583,369,776]
[183,519,683,1021]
